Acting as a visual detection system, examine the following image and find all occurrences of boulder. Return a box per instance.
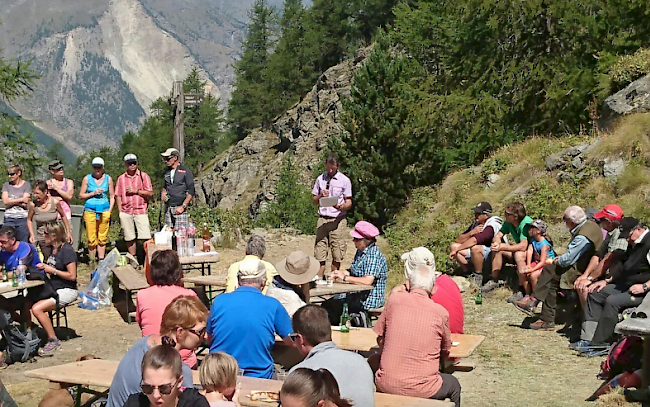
[485,174,500,188]
[602,73,650,120]
[545,142,590,171]
[603,158,626,179]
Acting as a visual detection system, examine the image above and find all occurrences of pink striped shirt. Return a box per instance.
[115,170,152,215]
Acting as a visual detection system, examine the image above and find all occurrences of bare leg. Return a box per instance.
[318,262,326,279]
[126,240,136,257]
[577,286,588,309]
[88,246,97,261]
[331,261,340,273]
[31,300,57,339]
[450,242,470,271]
[97,244,106,260]
[470,245,485,273]
[529,270,542,293]
[514,251,529,293]
[491,251,504,279]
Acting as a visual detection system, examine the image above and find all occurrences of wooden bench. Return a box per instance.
[48,298,80,329]
[368,307,384,326]
[112,265,149,323]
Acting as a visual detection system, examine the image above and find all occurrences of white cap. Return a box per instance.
[91,157,105,166]
[401,247,437,279]
[237,258,266,280]
[123,153,137,162]
[161,148,180,158]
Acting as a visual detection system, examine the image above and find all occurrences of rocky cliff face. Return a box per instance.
[195,48,370,215]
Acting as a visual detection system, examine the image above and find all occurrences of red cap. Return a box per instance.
[594,204,623,222]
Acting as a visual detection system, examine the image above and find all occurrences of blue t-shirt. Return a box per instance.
[207,286,292,378]
[532,238,556,260]
[0,241,41,271]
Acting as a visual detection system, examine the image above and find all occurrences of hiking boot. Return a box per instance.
[529,320,556,330]
[39,338,60,356]
[469,273,483,288]
[506,292,524,304]
[569,339,591,351]
[514,297,538,316]
[481,279,500,293]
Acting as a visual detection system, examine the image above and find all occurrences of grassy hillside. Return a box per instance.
[384,113,650,289]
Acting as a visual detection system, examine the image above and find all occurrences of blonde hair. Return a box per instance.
[159,296,208,337]
[7,164,22,175]
[46,221,67,249]
[199,352,238,392]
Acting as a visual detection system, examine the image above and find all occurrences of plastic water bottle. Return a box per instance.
[187,220,196,256]
[16,260,27,285]
[176,225,187,257]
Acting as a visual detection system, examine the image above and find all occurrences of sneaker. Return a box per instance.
[514,297,538,316]
[529,320,556,330]
[507,292,524,304]
[481,280,500,293]
[40,338,60,355]
[569,339,591,351]
[579,346,610,357]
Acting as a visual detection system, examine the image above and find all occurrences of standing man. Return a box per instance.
[312,154,352,280]
[115,154,153,261]
[160,148,195,230]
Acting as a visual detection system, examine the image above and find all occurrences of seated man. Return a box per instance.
[373,264,461,407]
[449,202,502,275]
[207,258,293,378]
[290,305,375,407]
[483,202,532,296]
[574,204,627,309]
[576,217,650,355]
[267,251,320,316]
[515,206,603,330]
[225,235,278,294]
[393,247,464,333]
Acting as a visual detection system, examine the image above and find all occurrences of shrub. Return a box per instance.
[609,48,650,88]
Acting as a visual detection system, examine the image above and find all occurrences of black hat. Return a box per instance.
[48,160,64,170]
[474,202,493,214]
[619,217,640,239]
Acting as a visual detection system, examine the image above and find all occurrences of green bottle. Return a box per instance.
[475,289,483,305]
[11,270,17,287]
[1,266,6,283]
[340,303,351,333]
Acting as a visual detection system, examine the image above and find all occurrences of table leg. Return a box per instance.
[126,290,131,324]
[643,337,650,388]
[75,385,82,407]
[201,264,205,276]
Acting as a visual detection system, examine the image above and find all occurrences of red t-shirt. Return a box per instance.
[430,275,464,334]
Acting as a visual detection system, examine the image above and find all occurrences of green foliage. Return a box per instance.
[256,154,316,234]
[481,157,513,183]
[188,206,252,249]
[608,48,650,88]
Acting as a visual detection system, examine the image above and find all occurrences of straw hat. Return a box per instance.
[275,251,320,285]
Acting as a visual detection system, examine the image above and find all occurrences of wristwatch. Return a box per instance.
[182,204,187,209]
[587,276,594,281]
[53,269,57,276]
[343,275,348,282]
[643,283,648,292]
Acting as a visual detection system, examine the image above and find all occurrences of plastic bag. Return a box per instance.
[78,249,119,310]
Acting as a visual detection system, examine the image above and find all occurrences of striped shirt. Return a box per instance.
[115,170,152,215]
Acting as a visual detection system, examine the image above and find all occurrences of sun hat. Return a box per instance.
[237,258,266,280]
[619,217,641,239]
[594,204,624,222]
[48,160,64,170]
[530,220,548,234]
[123,153,138,162]
[350,221,380,239]
[401,247,437,279]
[275,251,320,285]
[161,148,180,158]
[474,202,493,214]
[91,157,105,167]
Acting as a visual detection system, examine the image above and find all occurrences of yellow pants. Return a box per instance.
[84,211,111,248]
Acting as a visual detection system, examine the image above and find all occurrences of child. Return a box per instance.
[199,352,241,407]
[522,220,556,298]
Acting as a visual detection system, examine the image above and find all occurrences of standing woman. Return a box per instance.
[79,157,114,262]
[46,160,74,221]
[1,164,32,242]
[32,221,78,354]
[27,181,73,259]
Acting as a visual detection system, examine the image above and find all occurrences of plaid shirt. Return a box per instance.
[349,243,387,309]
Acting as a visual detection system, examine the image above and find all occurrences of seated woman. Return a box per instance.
[32,221,78,354]
[280,368,352,407]
[136,250,199,368]
[327,221,388,326]
[107,296,208,407]
[267,251,320,317]
[123,344,209,407]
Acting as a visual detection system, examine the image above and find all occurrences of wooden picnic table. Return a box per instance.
[0,280,44,295]
[276,328,484,358]
[148,243,219,276]
[25,359,453,407]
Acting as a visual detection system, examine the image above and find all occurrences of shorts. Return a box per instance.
[119,212,151,241]
[463,245,491,260]
[48,288,78,306]
[314,217,347,263]
[164,206,188,230]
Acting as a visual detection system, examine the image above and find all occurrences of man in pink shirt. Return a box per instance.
[115,154,153,259]
[312,154,353,279]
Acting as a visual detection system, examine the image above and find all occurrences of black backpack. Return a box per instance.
[0,310,40,364]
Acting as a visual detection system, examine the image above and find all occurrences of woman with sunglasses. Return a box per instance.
[46,160,74,221]
[79,157,114,262]
[124,345,209,407]
[136,250,199,368]
[27,181,73,259]
[280,368,352,407]
[107,296,209,407]
[1,164,32,242]
[32,222,78,354]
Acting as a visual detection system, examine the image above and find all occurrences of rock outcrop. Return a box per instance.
[195,48,371,215]
[602,73,650,123]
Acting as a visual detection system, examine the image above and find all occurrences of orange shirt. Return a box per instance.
[373,288,451,398]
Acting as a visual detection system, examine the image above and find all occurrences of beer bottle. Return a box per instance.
[475,289,483,305]
[11,270,17,287]
[202,223,211,252]
[340,303,351,333]
[1,266,6,283]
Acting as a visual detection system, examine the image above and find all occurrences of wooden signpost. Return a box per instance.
[171,81,204,161]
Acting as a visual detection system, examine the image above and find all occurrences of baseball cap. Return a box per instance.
[48,160,64,170]
[594,204,624,222]
[275,251,320,285]
[237,258,266,280]
[530,220,548,234]
[401,247,437,279]
[619,217,640,239]
[474,202,493,214]
[350,221,380,239]
[161,148,180,158]
[123,153,138,162]
[91,157,105,167]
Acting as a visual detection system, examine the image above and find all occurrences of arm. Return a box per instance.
[527,246,549,274]
[78,177,93,199]
[526,244,533,266]
[225,264,238,293]
[1,191,26,206]
[56,202,73,243]
[629,278,650,295]
[137,174,154,198]
[49,179,74,201]
[500,238,528,253]
[26,204,35,244]
[312,178,325,205]
[115,194,122,213]
[108,176,115,213]
[456,224,480,244]
[555,236,591,268]
[334,197,352,211]
[39,259,76,281]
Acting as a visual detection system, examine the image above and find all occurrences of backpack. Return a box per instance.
[0,310,40,364]
[598,335,643,380]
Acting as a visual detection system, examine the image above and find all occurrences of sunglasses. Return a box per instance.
[7,172,16,176]
[631,311,647,319]
[186,327,206,338]
[505,212,515,217]
[141,378,181,396]
[0,240,9,245]
[163,156,176,162]
[126,161,138,166]
[92,165,103,169]
[288,333,300,342]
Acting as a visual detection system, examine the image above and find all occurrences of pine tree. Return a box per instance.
[304,0,353,74]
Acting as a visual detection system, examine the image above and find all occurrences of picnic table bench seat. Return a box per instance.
[48,298,80,329]
[112,265,149,323]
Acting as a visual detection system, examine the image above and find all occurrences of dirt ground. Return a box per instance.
[2,230,642,407]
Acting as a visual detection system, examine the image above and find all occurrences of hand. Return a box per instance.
[521,265,531,275]
[95,188,103,196]
[29,235,35,244]
[471,225,482,236]
[36,263,46,270]
[67,233,73,244]
[22,196,31,204]
[449,250,458,260]
[126,186,135,195]
[629,284,646,295]
[574,278,591,291]
[174,206,185,215]
[321,189,329,197]
[46,180,54,189]
[161,189,167,201]
[588,280,607,293]
[491,242,501,252]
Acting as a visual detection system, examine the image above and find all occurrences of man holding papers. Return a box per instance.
[312,154,353,280]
